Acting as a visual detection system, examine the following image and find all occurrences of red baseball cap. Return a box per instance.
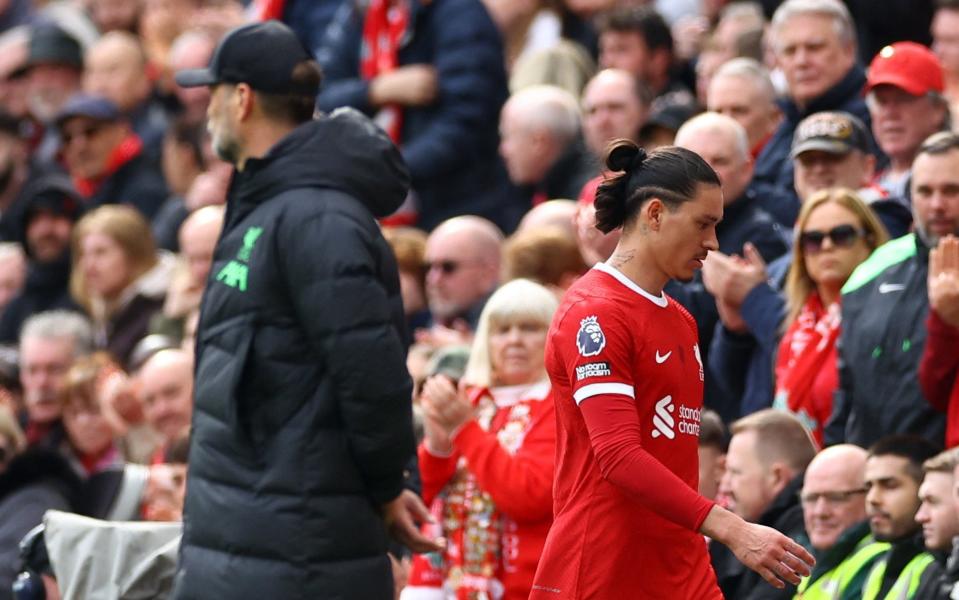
[865,42,944,96]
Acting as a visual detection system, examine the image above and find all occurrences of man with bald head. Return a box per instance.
[581,69,649,161]
[162,205,225,322]
[168,30,216,127]
[138,349,194,459]
[423,216,502,332]
[672,112,788,419]
[84,31,168,156]
[499,85,597,208]
[517,199,578,239]
[796,445,890,598]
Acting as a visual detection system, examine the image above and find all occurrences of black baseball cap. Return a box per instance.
[175,20,317,95]
[26,22,82,70]
[791,111,870,159]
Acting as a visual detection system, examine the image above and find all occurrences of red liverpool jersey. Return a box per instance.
[530,263,722,600]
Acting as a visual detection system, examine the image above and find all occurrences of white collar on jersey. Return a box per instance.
[594,262,669,308]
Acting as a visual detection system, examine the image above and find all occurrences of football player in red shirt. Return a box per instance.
[530,140,814,599]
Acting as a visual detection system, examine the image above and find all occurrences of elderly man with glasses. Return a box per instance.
[796,444,890,599]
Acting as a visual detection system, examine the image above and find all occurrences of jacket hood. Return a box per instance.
[17,172,83,253]
[230,107,410,218]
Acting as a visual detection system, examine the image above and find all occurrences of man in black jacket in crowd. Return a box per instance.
[0,173,82,343]
[172,20,439,600]
[711,409,817,600]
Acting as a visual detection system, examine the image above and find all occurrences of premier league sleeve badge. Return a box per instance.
[576,315,606,357]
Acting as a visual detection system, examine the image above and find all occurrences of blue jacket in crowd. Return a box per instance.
[753,65,875,215]
[317,0,515,231]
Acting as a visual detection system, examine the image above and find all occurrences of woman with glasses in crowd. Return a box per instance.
[404,278,558,600]
[773,188,888,446]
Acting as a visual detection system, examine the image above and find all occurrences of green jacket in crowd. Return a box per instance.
[795,520,889,600]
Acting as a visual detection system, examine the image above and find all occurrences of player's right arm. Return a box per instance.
[699,505,814,589]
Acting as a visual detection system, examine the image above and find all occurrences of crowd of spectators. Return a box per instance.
[0,0,957,598]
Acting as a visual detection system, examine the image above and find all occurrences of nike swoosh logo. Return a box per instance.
[655,350,672,364]
[878,282,906,294]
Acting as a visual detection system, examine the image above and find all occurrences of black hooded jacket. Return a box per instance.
[0,173,82,343]
[174,109,416,600]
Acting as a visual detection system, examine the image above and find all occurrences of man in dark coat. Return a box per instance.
[756,0,878,208]
[710,410,817,600]
[0,173,82,343]
[671,112,789,422]
[317,0,513,231]
[172,21,438,600]
[55,93,168,221]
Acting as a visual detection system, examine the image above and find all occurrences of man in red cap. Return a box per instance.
[866,42,950,199]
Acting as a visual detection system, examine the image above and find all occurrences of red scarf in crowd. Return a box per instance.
[254,0,285,20]
[361,0,409,143]
[773,292,841,446]
[72,133,144,198]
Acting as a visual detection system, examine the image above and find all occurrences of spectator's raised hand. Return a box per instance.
[421,375,472,438]
[702,243,769,306]
[929,235,959,328]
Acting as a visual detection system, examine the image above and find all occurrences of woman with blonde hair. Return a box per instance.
[71,205,175,369]
[773,188,888,445]
[405,278,559,599]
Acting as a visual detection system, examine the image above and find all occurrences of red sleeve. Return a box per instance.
[920,310,959,413]
[417,443,460,505]
[578,393,715,531]
[452,399,556,523]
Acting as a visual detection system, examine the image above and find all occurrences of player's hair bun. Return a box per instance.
[606,141,647,174]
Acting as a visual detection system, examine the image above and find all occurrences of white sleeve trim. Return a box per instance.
[573,382,635,405]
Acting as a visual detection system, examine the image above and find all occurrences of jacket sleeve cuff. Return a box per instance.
[928,309,959,339]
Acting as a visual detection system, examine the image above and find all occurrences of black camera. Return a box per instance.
[12,524,49,600]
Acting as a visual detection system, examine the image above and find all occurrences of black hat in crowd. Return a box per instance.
[54,94,121,130]
[22,173,83,225]
[640,91,700,138]
[790,111,871,159]
[175,20,316,96]
[26,22,82,70]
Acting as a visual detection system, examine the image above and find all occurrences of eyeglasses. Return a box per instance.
[798,488,867,506]
[61,124,103,146]
[799,224,867,254]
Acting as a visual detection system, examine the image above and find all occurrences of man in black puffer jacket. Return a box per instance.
[172,21,437,600]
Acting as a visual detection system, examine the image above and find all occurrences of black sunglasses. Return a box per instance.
[424,260,462,275]
[799,224,867,253]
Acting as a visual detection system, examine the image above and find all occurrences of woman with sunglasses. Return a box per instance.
[773,188,888,446]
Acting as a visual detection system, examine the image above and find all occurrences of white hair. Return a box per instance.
[719,2,766,27]
[0,242,25,264]
[507,85,582,144]
[771,0,856,49]
[713,58,777,103]
[461,279,559,388]
[676,111,750,162]
[19,310,94,356]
